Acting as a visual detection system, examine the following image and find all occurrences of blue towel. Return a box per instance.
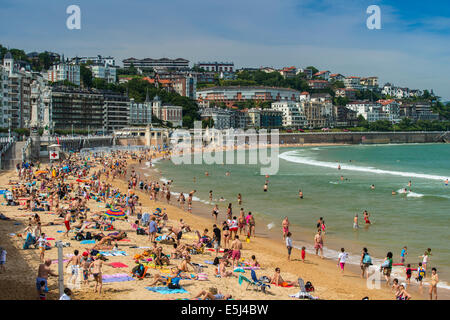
[204,260,215,265]
[80,240,96,244]
[145,287,188,294]
[102,276,135,283]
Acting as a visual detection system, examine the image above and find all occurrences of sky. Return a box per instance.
[1,0,449,100]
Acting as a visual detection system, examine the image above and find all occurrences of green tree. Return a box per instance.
[80,64,93,88]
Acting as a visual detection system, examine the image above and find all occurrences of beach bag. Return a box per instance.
[362,253,372,265]
[75,233,85,241]
[85,232,92,240]
[305,281,315,292]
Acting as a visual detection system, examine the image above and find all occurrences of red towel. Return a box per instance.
[109,262,129,268]
[118,239,131,242]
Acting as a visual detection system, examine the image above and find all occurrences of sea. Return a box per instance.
[152,143,450,291]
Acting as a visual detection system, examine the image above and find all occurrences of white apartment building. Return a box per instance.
[343,76,362,90]
[2,52,36,128]
[346,101,386,122]
[378,99,401,123]
[200,107,233,129]
[90,64,117,83]
[271,100,307,128]
[71,55,115,67]
[46,62,80,85]
[195,62,234,73]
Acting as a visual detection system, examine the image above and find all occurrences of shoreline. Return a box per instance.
[142,145,450,300]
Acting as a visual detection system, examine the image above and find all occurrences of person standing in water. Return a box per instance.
[363,210,371,225]
[314,230,324,259]
[353,214,359,229]
[237,193,242,205]
[298,189,303,199]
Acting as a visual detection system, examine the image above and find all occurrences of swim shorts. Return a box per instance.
[231,250,241,260]
[64,220,71,231]
[314,243,323,249]
[36,277,48,292]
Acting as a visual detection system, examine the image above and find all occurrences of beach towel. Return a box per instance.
[80,240,96,244]
[145,287,188,294]
[109,262,129,268]
[100,250,128,256]
[56,231,63,233]
[118,239,131,242]
[207,248,225,253]
[102,273,135,283]
[204,260,215,265]
[46,237,55,241]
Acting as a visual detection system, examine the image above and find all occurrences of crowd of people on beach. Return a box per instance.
[0,148,442,301]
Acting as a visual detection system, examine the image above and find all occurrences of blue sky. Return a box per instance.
[1,0,449,100]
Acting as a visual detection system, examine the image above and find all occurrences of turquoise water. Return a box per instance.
[155,143,450,286]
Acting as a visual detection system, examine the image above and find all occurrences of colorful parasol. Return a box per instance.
[104,208,126,219]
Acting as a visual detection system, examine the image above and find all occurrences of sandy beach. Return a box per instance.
[0,149,437,300]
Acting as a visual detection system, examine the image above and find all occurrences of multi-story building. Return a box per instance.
[302,100,334,128]
[200,107,233,129]
[329,73,345,82]
[335,88,357,100]
[247,108,261,128]
[172,74,197,99]
[71,55,116,67]
[46,61,80,86]
[129,98,152,126]
[299,68,313,79]
[381,83,423,99]
[151,95,183,127]
[307,80,330,90]
[360,77,379,90]
[195,62,234,73]
[279,66,297,79]
[50,86,104,131]
[230,109,249,129]
[343,76,362,90]
[122,57,189,70]
[103,91,130,133]
[271,101,307,128]
[377,99,400,123]
[314,70,330,81]
[334,106,358,127]
[90,64,117,83]
[346,101,385,122]
[196,86,301,107]
[2,52,35,128]
[260,109,283,128]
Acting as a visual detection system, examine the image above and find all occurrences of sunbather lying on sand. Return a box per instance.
[193,287,232,300]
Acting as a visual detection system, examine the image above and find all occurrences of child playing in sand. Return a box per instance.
[37,233,46,262]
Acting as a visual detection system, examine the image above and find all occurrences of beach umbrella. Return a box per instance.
[104,208,126,220]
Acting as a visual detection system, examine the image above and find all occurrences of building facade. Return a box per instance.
[90,64,117,83]
[50,86,104,131]
[271,101,307,128]
[195,62,234,73]
[151,95,183,127]
[196,86,302,107]
[302,100,334,128]
[103,91,130,133]
[129,98,152,126]
[46,62,80,86]
[122,57,189,70]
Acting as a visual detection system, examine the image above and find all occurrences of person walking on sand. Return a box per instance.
[36,259,57,300]
[360,248,372,279]
[230,235,242,269]
[314,230,324,259]
[282,217,290,240]
[66,250,81,287]
[89,254,103,294]
[338,248,349,274]
[429,268,439,300]
[286,232,293,261]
